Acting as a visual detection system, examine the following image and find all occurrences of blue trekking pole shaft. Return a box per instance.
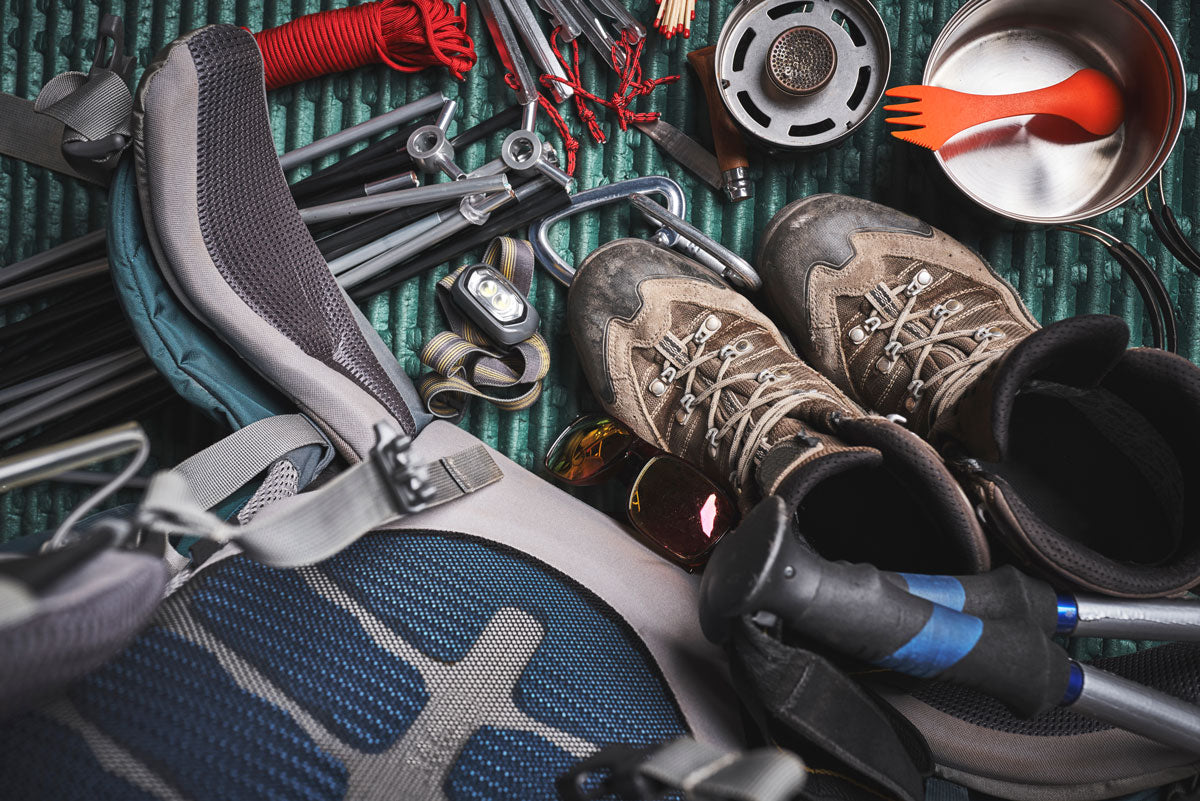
[700,496,1200,754]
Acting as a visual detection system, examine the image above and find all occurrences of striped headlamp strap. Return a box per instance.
[416,237,550,419]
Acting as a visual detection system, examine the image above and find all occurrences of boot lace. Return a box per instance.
[646,313,838,492]
[852,265,1006,423]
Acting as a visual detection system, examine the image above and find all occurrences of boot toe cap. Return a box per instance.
[567,239,726,404]
[757,194,933,280]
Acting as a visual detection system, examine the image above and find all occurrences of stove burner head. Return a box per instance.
[767,26,836,95]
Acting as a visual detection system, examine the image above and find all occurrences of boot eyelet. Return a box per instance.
[973,327,1003,342]
[876,357,895,373]
[907,379,924,399]
[735,339,753,354]
[905,270,932,297]
[648,379,667,397]
[848,326,866,344]
[883,341,902,360]
[679,393,696,415]
[706,428,720,456]
[694,314,721,343]
[719,344,738,360]
[863,316,882,332]
[660,366,677,383]
[756,369,777,384]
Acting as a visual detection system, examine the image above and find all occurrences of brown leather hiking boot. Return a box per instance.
[568,238,988,574]
[758,194,1200,596]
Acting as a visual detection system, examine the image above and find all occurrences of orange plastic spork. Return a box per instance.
[883,69,1125,151]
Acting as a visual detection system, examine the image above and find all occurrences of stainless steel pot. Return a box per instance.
[923,0,1185,224]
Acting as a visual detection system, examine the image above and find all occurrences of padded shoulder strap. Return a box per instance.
[138,422,502,569]
[134,24,427,460]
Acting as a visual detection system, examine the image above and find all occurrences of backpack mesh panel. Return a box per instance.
[0,530,688,800]
[186,25,415,435]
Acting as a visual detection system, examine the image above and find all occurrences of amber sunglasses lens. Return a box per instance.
[627,456,736,565]
[545,415,636,485]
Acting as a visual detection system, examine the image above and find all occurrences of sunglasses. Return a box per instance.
[545,414,737,569]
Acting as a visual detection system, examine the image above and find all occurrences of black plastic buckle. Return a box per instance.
[60,15,135,170]
[371,422,436,514]
[62,133,128,162]
[556,744,656,801]
[91,14,135,80]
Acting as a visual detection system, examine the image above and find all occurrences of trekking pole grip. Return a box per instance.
[701,496,1070,718]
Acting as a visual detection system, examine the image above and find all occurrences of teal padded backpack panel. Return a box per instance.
[107,156,295,432]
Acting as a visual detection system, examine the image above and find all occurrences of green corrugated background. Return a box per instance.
[1,0,1197,654]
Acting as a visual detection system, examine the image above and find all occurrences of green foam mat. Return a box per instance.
[1,0,1196,667]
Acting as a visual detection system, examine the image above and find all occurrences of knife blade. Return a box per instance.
[633,118,725,192]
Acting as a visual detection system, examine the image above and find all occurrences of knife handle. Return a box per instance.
[687,46,751,202]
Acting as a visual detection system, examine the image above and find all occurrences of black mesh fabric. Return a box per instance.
[0,550,166,720]
[910,643,1200,737]
[186,25,415,435]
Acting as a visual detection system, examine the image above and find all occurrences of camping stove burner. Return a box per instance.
[712,0,890,150]
[768,26,836,95]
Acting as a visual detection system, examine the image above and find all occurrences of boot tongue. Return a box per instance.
[932,315,1129,460]
[755,431,883,503]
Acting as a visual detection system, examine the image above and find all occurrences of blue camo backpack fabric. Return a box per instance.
[0,423,742,800]
[1,536,680,799]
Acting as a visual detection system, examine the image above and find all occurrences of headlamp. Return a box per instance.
[449,264,541,345]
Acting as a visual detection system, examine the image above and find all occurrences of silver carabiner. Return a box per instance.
[530,176,761,290]
[630,193,761,290]
[530,176,687,286]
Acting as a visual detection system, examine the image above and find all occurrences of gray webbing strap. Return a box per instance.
[34,70,131,144]
[237,445,501,567]
[138,435,502,569]
[0,15,133,185]
[173,414,327,511]
[0,94,99,183]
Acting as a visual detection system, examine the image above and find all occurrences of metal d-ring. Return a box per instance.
[530,176,688,286]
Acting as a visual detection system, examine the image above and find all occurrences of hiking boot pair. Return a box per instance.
[569,195,1200,595]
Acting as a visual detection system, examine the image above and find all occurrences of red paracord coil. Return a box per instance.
[545,29,678,144]
[254,0,477,90]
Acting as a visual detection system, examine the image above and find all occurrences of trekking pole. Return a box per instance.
[700,496,1200,754]
[875,563,1200,641]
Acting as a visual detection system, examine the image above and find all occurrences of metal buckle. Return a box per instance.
[370,422,436,514]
